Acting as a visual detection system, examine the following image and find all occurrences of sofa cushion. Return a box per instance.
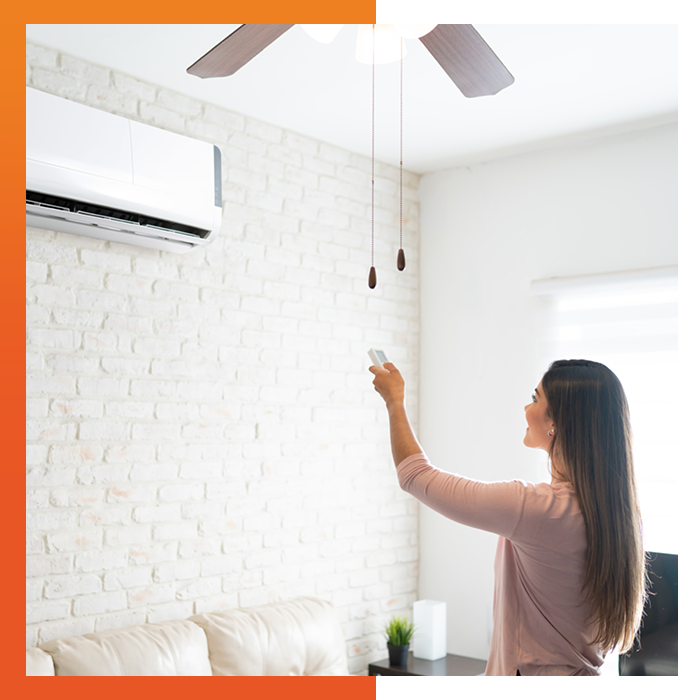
[189,597,348,675]
[39,619,212,676]
[26,646,55,676]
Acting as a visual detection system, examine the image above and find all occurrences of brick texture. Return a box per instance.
[26,41,420,674]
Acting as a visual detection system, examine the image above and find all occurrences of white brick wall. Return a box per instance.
[26,42,420,674]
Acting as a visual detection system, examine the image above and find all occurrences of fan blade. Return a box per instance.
[187,24,294,79]
[419,24,514,98]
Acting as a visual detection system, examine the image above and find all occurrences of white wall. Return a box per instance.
[417,123,678,660]
[25,42,421,674]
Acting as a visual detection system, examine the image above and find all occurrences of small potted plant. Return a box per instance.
[383,615,416,667]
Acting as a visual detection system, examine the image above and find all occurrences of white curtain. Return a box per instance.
[531,266,678,555]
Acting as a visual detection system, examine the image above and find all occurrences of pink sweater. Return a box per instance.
[397,453,605,676]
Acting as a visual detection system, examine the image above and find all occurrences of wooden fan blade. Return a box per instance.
[187,24,294,79]
[419,25,514,98]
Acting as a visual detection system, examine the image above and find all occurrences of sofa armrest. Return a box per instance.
[26,647,55,676]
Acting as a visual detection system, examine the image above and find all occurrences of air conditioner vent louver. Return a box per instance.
[26,190,207,238]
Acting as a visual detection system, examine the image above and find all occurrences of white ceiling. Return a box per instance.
[25,24,678,174]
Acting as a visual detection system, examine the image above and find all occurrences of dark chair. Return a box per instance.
[619,551,678,676]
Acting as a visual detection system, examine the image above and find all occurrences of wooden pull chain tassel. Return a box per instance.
[397,38,405,272]
[368,266,377,289]
[369,25,376,289]
[397,248,405,271]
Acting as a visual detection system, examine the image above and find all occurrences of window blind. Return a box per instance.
[531,265,678,554]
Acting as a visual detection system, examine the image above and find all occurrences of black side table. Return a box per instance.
[368,652,487,676]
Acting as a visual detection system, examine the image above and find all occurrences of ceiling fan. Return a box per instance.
[187,24,514,289]
[187,24,514,98]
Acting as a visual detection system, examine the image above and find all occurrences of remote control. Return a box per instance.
[368,348,389,368]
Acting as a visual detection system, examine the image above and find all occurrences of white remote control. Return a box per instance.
[368,348,389,368]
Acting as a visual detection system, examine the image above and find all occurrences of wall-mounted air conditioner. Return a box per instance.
[26,87,222,254]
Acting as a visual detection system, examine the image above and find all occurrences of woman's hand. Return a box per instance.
[369,362,422,465]
[369,362,405,411]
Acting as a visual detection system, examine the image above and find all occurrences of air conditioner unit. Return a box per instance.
[26,87,222,254]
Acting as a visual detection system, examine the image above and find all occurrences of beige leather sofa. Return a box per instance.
[26,596,349,676]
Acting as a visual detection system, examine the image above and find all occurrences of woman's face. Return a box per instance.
[523,380,556,451]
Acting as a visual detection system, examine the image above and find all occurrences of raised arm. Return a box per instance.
[368,362,423,466]
[369,362,524,538]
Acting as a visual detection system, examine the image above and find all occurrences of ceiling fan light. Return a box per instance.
[395,24,438,40]
[356,24,407,65]
[300,24,344,44]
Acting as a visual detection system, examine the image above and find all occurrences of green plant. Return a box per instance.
[383,616,416,646]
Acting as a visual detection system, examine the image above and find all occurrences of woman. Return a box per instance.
[369,358,647,676]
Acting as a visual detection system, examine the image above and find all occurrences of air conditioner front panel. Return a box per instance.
[26,88,133,184]
[130,121,214,203]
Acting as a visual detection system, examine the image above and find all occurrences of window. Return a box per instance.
[531,266,678,555]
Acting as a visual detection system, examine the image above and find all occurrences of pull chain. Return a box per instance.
[368,24,377,289]
[397,37,406,272]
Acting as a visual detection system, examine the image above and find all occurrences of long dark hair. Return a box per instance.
[541,359,647,652]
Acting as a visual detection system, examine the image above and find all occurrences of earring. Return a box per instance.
[548,430,554,437]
